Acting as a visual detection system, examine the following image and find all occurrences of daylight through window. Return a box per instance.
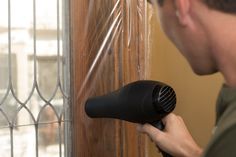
[0,0,71,157]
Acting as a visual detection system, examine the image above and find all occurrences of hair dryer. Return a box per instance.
[85,80,176,157]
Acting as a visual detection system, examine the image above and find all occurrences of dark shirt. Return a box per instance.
[203,84,236,157]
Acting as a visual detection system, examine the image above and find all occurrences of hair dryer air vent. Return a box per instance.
[153,85,176,114]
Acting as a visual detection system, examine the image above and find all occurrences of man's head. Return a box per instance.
[149,0,236,76]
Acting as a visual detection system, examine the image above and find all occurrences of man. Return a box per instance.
[138,0,236,157]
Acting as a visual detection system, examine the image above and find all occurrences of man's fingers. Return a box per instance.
[138,123,165,144]
[161,113,176,125]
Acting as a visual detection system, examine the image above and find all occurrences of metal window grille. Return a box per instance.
[0,0,71,157]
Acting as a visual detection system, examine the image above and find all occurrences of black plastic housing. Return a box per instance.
[85,80,176,124]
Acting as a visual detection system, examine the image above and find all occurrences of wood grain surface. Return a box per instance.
[70,0,147,156]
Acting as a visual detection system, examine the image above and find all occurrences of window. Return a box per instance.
[0,0,70,157]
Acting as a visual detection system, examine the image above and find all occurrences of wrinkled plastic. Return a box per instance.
[76,0,149,102]
[71,1,151,156]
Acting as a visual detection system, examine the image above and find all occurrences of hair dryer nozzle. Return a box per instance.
[85,80,176,124]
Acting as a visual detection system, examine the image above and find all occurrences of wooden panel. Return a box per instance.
[120,1,147,157]
[70,0,147,156]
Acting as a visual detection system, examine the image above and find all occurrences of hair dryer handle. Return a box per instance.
[151,121,173,157]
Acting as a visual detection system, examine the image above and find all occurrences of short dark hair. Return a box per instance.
[204,0,236,14]
[147,0,164,6]
[148,0,236,14]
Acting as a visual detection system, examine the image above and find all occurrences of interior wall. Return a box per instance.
[146,5,224,157]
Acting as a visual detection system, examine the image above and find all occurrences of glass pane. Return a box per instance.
[14,107,35,126]
[1,92,20,124]
[36,0,58,101]
[37,57,58,100]
[0,128,11,157]
[13,125,36,157]
[0,111,10,128]
[0,54,9,104]
[27,90,41,121]
[61,122,65,157]
[9,53,17,98]
[38,105,58,123]
[0,0,8,99]
[38,123,60,157]
[50,90,64,116]
[11,0,34,103]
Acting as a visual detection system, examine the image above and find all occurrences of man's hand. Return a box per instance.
[138,113,203,157]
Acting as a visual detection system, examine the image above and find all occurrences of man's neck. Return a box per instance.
[205,12,236,87]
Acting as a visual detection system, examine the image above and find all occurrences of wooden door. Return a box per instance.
[70,0,148,156]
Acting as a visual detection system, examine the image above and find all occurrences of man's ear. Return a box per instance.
[174,0,191,26]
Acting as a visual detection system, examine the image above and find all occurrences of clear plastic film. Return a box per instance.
[71,0,152,156]
[75,0,149,101]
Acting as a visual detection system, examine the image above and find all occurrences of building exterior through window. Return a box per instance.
[0,0,70,157]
